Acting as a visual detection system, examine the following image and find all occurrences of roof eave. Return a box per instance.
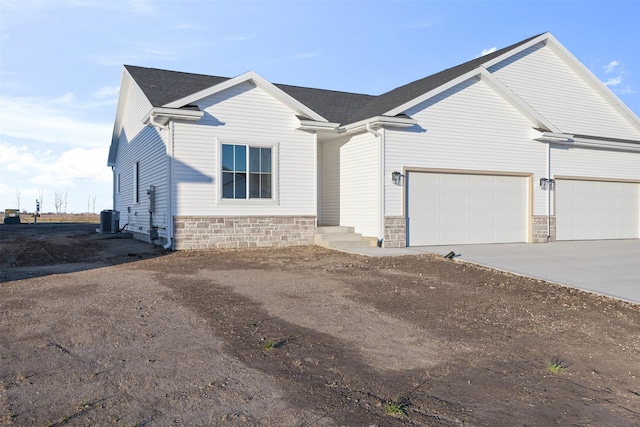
[298,119,341,132]
[143,107,204,127]
[339,115,417,134]
[535,131,640,152]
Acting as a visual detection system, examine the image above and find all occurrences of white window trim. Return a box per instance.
[218,140,279,206]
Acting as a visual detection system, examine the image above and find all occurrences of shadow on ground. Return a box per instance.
[0,223,166,282]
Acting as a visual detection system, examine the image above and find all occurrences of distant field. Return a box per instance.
[10,213,100,224]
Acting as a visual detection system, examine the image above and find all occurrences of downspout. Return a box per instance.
[111,166,116,210]
[148,114,174,250]
[546,142,551,242]
[365,123,384,247]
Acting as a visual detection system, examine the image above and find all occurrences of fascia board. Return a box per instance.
[147,107,204,120]
[340,115,417,133]
[162,72,251,108]
[164,71,328,122]
[544,34,640,132]
[478,68,560,133]
[479,32,550,70]
[108,68,132,166]
[536,131,640,152]
[250,73,328,122]
[384,34,551,120]
[384,68,484,117]
[298,119,340,131]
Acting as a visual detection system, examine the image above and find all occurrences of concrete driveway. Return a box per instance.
[340,240,640,304]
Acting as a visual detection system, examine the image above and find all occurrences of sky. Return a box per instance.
[1,0,639,214]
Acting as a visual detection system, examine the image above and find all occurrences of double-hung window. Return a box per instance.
[222,144,272,199]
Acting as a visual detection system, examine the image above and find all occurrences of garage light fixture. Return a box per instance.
[540,178,555,190]
[391,171,404,185]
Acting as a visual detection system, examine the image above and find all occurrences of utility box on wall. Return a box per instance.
[100,209,120,234]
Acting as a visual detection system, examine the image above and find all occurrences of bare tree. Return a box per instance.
[15,188,21,211]
[63,192,68,214]
[91,193,96,214]
[54,189,63,215]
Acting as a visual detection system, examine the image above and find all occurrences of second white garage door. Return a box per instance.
[555,179,639,241]
[406,172,529,246]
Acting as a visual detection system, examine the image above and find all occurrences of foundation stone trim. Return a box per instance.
[384,216,406,248]
[173,216,316,250]
[532,215,556,243]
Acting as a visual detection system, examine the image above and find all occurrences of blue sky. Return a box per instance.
[1,0,638,213]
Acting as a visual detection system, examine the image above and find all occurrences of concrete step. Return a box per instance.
[314,225,372,249]
[316,225,355,234]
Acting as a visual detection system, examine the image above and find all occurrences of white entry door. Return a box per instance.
[406,172,529,246]
[555,179,639,240]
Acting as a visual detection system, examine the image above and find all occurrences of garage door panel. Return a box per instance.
[407,172,528,246]
[556,179,639,241]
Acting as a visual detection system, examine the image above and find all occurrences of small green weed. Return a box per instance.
[384,396,409,417]
[262,339,278,349]
[547,358,568,373]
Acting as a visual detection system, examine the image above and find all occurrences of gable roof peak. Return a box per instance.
[348,32,548,123]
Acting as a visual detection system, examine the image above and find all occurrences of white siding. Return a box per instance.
[172,82,316,216]
[319,133,379,237]
[551,145,640,181]
[319,136,343,225]
[341,133,379,237]
[490,42,640,140]
[386,77,546,216]
[113,79,169,238]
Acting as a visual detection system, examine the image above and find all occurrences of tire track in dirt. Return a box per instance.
[193,269,461,372]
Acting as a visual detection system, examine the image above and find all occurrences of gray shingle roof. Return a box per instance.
[125,33,544,125]
[348,33,544,123]
[125,65,229,107]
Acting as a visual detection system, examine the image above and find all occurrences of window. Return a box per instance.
[117,173,121,194]
[222,144,272,199]
[133,162,139,204]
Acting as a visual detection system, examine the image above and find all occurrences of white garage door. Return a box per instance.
[555,179,639,241]
[406,172,529,246]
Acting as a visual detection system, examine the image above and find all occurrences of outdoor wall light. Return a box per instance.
[391,171,404,185]
[539,178,555,190]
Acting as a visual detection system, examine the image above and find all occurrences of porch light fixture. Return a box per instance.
[391,171,404,185]
[539,178,555,190]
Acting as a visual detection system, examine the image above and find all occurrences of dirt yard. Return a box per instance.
[1,224,639,426]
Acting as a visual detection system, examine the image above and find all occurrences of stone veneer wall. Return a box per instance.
[532,215,556,243]
[173,216,316,250]
[383,216,406,248]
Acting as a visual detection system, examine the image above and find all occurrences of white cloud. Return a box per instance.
[91,48,177,66]
[93,85,120,98]
[604,75,623,87]
[0,94,113,148]
[0,142,112,212]
[480,47,497,56]
[603,60,620,74]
